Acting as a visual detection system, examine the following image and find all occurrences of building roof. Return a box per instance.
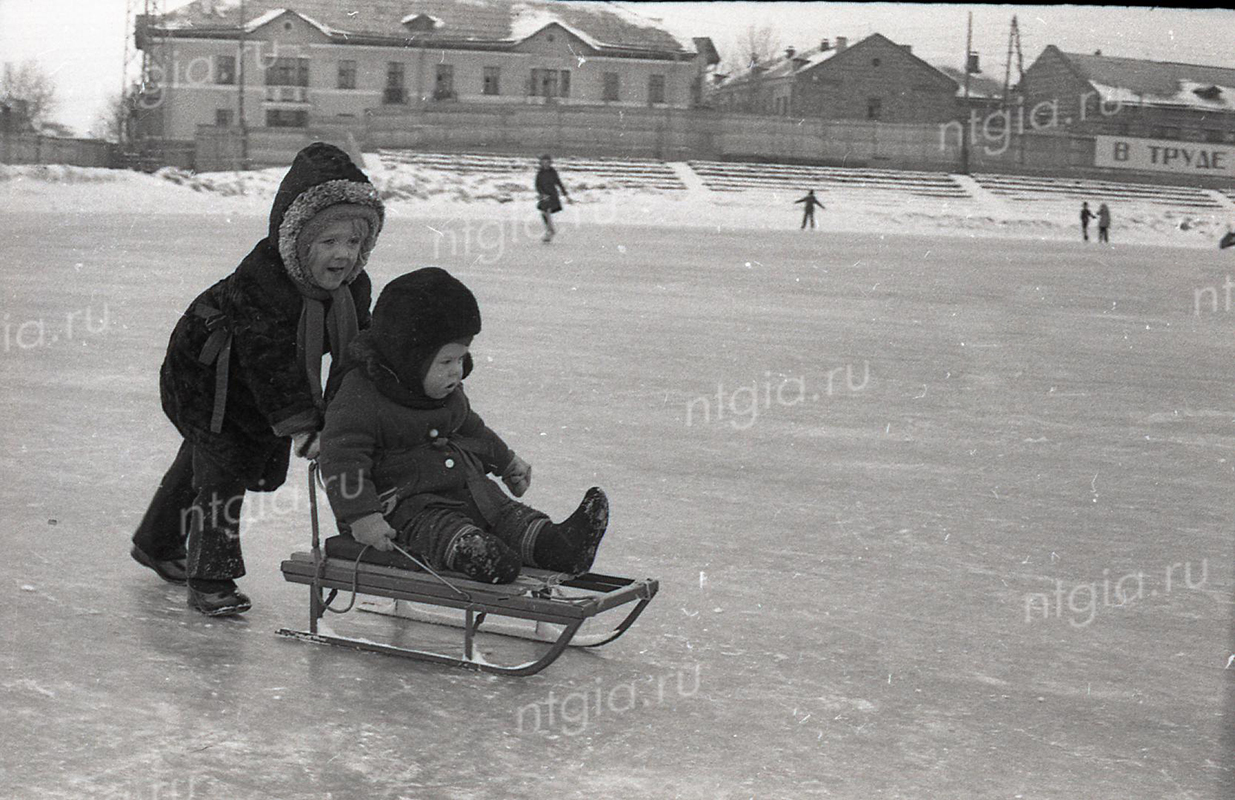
[1058,49,1235,111]
[934,64,1005,100]
[715,34,956,94]
[715,42,841,89]
[144,0,704,57]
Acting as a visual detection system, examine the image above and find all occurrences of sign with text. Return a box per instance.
[1095,135,1232,176]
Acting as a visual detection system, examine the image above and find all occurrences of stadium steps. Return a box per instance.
[687,160,972,199]
[376,150,686,190]
[972,173,1221,209]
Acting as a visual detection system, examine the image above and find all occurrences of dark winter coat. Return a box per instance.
[535,166,567,213]
[160,143,384,489]
[318,337,515,529]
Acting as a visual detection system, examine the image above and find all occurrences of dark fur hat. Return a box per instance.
[370,268,481,392]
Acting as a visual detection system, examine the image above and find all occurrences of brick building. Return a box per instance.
[1018,46,1235,144]
[708,33,958,124]
[135,0,719,142]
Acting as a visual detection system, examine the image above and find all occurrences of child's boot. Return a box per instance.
[446,527,521,584]
[530,488,609,574]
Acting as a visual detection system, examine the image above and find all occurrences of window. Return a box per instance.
[559,70,570,98]
[530,68,557,97]
[338,60,356,90]
[867,97,882,120]
[871,57,881,67]
[266,109,307,127]
[603,72,620,102]
[434,64,455,100]
[215,55,236,85]
[483,66,500,95]
[266,57,309,87]
[648,74,666,105]
[215,108,234,127]
[385,62,405,104]
[1205,129,1225,143]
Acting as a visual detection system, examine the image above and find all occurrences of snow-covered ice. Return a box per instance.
[1,164,1233,798]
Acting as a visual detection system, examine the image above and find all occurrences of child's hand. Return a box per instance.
[292,431,320,460]
[350,513,395,551]
[502,455,532,497]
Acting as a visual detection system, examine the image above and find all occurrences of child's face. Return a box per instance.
[306,219,365,290]
[422,342,469,399]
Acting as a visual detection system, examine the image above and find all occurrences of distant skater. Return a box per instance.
[1220,226,1235,250]
[1080,201,1093,241]
[795,189,825,229]
[1097,203,1111,243]
[535,154,572,243]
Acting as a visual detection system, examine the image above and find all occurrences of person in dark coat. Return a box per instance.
[131,142,385,616]
[318,268,609,584]
[1097,203,1111,243]
[535,154,572,243]
[1080,202,1093,241]
[795,189,825,229]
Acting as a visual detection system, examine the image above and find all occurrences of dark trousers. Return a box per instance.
[133,441,248,581]
[1082,222,1089,241]
[1098,225,1109,243]
[399,495,549,574]
[801,209,816,229]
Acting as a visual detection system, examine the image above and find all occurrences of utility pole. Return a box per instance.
[238,0,249,168]
[961,11,977,174]
[1002,15,1023,112]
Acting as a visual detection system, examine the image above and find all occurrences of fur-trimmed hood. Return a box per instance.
[269,143,385,296]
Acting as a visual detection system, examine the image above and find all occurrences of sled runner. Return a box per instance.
[276,463,658,676]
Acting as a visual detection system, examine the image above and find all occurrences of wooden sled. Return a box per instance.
[276,463,658,676]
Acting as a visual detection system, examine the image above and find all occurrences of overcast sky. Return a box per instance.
[1,1,1233,136]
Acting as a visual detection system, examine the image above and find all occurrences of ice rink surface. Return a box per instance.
[2,208,1233,799]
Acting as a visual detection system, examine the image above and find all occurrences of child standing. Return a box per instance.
[318,268,608,584]
[1097,203,1111,243]
[535,154,572,243]
[131,142,385,616]
[1080,202,1093,241]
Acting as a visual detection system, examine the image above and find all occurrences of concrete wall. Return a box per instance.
[365,103,708,161]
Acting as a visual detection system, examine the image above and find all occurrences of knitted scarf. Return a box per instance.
[296,286,359,412]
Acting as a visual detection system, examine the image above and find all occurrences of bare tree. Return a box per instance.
[735,23,782,71]
[92,87,141,144]
[1,59,59,129]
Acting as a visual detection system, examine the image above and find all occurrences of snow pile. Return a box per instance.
[3,159,1231,249]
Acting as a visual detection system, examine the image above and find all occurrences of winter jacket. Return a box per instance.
[318,338,515,529]
[535,166,567,199]
[159,143,384,488]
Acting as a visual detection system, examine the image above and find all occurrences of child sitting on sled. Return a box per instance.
[131,142,385,616]
[317,268,609,584]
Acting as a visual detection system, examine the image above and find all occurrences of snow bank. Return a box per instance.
[3,159,1231,249]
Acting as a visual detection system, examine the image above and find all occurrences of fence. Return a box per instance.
[0,133,115,167]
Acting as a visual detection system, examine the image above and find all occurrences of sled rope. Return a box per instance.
[322,546,369,614]
[390,541,474,602]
